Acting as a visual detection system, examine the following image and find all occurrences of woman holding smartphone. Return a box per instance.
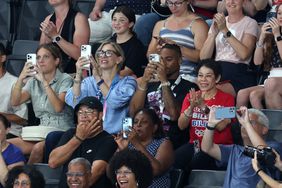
[115,108,174,188]
[65,41,136,135]
[8,43,74,162]
[175,59,234,176]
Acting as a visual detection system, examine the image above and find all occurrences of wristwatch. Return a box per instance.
[276,35,282,42]
[223,31,232,38]
[52,35,62,43]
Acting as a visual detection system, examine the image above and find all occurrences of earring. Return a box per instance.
[136,182,139,187]
[115,182,119,188]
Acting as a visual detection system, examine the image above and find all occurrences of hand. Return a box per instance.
[156,60,168,82]
[273,149,282,170]
[236,106,250,127]
[19,62,38,81]
[142,62,157,82]
[252,151,260,172]
[213,13,227,32]
[210,21,219,36]
[34,64,47,84]
[114,133,129,150]
[207,106,225,128]
[260,22,272,38]
[188,88,204,108]
[89,56,102,80]
[76,56,91,73]
[76,117,102,140]
[127,128,140,145]
[40,21,58,39]
[268,17,281,36]
[89,7,102,21]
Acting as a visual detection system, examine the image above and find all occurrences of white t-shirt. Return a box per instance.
[0,72,28,136]
[212,16,259,64]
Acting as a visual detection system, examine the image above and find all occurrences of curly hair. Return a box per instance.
[108,149,153,188]
[5,165,45,188]
[196,59,222,80]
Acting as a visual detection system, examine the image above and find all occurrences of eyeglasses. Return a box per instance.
[115,170,133,176]
[13,180,31,188]
[96,50,118,58]
[66,172,85,178]
[77,109,96,116]
[166,0,185,7]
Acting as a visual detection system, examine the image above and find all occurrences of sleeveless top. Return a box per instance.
[159,17,202,83]
[129,138,171,188]
[50,8,77,74]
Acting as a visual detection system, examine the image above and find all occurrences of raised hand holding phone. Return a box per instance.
[80,45,92,69]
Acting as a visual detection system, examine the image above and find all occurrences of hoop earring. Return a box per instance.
[115,182,119,188]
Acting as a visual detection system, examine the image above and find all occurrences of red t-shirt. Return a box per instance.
[181,89,234,146]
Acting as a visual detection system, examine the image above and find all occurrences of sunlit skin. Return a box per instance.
[116,166,137,188]
[197,66,220,94]
[167,0,189,15]
[225,0,244,15]
[159,48,181,77]
[67,163,90,188]
[96,44,121,71]
[111,12,134,35]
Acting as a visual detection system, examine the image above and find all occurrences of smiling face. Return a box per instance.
[112,12,134,35]
[67,163,90,188]
[166,0,189,15]
[116,166,137,188]
[36,48,59,74]
[96,44,123,71]
[197,66,219,92]
[225,0,244,14]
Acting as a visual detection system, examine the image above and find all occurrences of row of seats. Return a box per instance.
[0,0,96,52]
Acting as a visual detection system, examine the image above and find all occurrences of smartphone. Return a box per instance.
[80,45,92,69]
[215,107,236,119]
[149,54,160,63]
[122,117,133,139]
[26,53,37,75]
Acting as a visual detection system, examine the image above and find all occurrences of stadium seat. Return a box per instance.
[16,0,52,40]
[72,0,96,17]
[261,109,282,129]
[185,170,226,188]
[33,163,62,188]
[170,168,184,188]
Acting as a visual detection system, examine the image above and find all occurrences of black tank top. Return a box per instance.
[50,8,77,73]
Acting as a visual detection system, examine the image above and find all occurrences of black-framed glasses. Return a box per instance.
[66,172,85,178]
[166,0,185,7]
[96,50,118,58]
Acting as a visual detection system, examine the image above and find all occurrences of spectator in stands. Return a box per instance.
[49,96,117,188]
[201,106,273,187]
[237,3,282,110]
[110,6,148,78]
[130,44,198,149]
[147,0,209,83]
[8,43,74,162]
[192,0,219,20]
[0,114,25,188]
[5,165,45,188]
[108,148,153,188]
[0,43,28,138]
[175,59,234,176]
[252,149,282,188]
[88,0,160,48]
[65,41,136,135]
[200,0,259,96]
[115,108,174,188]
[66,158,91,188]
[40,0,90,74]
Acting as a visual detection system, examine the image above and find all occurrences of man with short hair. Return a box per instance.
[49,96,117,188]
[0,43,27,138]
[130,44,198,149]
[67,157,91,188]
[201,106,277,188]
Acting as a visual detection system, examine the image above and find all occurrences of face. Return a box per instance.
[13,173,31,188]
[133,111,156,140]
[277,5,282,25]
[116,166,137,188]
[48,0,68,6]
[225,0,244,14]
[197,66,219,92]
[241,113,267,141]
[160,48,180,76]
[112,12,133,35]
[0,121,8,143]
[166,0,188,14]
[67,163,90,188]
[36,48,59,74]
[96,44,122,70]
[77,105,100,124]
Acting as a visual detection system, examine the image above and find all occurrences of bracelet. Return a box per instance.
[256,169,263,175]
[160,81,171,87]
[74,135,84,142]
[97,79,104,87]
[137,84,147,91]
[73,79,81,84]
[183,109,192,119]
[206,125,215,130]
[256,42,264,48]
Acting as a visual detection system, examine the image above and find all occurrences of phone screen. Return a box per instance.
[122,117,133,139]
